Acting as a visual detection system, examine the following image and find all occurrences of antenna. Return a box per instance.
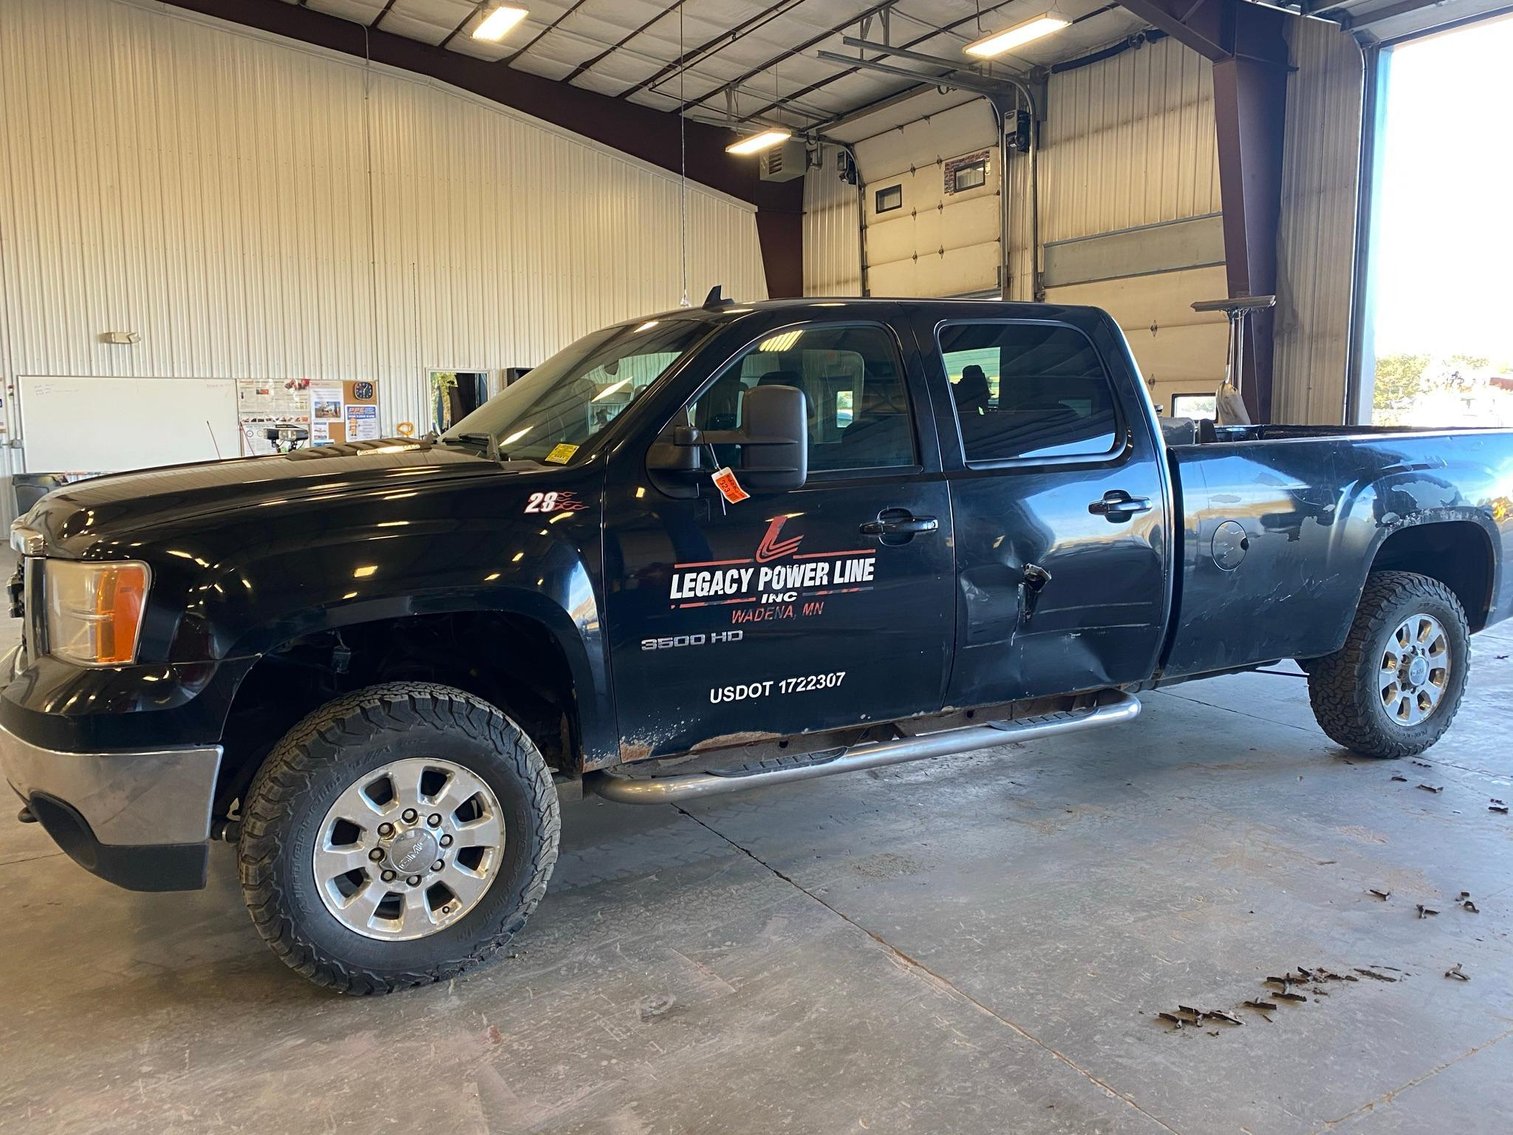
[702,285,733,310]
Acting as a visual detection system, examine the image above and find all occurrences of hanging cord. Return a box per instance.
[678,3,690,307]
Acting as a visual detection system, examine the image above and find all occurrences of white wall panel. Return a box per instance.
[1007,38,1228,387]
[802,144,862,297]
[0,0,767,458]
[1040,37,1222,244]
[1271,19,1364,425]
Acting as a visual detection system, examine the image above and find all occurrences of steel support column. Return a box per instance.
[1213,50,1289,420]
[1118,0,1291,420]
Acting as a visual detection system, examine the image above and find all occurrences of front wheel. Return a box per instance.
[1307,571,1470,759]
[238,682,560,993]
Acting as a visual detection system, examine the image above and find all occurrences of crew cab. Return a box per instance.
[5,295,1511,993]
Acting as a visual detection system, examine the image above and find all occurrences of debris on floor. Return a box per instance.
[1491,801,1510,815]
[1417,904,1440,919]
[1369,888,1392,900]
[1418,784,1444,794]
[1412,759,1433,768]
[1391,774,1408,782]
[1354,968,1400,982]
[1161,965,1383,1032]
[1445,963,1470,981]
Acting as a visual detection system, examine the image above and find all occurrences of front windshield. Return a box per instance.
[442,317,713,462]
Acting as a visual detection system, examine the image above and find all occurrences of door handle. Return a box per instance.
[1088,490,1153,521]
[860,511,939,537]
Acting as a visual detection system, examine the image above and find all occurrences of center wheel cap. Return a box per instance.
[1407,657,1429,686]
[386,828,439,876]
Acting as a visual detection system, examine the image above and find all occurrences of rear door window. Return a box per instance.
[938,322,1121,463]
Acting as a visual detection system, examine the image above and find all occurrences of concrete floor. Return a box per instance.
[3,623,1513,1134]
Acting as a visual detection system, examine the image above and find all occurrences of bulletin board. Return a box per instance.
[309,379,380,446]
[19,375,239,473]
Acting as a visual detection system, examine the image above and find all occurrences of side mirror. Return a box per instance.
[648,384,808,494]
[732,384,807,491]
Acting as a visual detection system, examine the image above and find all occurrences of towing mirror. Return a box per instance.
[648,384,808,494]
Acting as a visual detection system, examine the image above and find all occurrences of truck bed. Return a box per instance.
[1159,425,1513,681]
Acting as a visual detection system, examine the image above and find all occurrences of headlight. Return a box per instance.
[44,560,152,666]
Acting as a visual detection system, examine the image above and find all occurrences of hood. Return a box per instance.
[19,439,532,556]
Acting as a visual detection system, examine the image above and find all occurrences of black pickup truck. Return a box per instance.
[6,296,1511,993]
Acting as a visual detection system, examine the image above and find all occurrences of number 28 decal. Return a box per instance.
[524,490,589,514]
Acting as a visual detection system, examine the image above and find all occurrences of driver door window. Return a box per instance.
[690,324,917,473]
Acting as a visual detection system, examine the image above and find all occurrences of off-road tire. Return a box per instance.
[238,682,559,993]
[1307,571,1470,759]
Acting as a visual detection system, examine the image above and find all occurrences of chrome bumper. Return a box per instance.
[0,719,222,847]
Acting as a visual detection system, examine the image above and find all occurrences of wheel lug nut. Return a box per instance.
[402,809,418,823]
[378,823,394,838]
[381,869,397,882]
[406,875,421,887]
[439,835,453,848]
[432,860,445,872]
[427,814,442,827]
[368,849,384,861]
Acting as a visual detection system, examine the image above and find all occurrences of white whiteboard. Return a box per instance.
[20,376,241,473]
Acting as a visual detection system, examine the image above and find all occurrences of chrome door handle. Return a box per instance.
[1088,490,1152,521]
[860,512,939,536]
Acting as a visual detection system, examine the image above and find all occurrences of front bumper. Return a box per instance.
[0,711,222,892]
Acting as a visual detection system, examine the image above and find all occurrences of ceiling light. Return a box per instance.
[726,129,792,156]
[963,14,1070,58]
[473,5,528,42]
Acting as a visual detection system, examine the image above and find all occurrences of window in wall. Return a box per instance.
[1170,393,1217,421]
[874,184,903,214]
[939,322,1120,462]
[689,324,915,472]
[951,158,988,192]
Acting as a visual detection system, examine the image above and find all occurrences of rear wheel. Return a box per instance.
[238,681,559,993]
[1307,571,1470,759]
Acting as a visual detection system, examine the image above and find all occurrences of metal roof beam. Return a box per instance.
[730,0,1027,123]
[814,50,1007,95]
[620,0,810,100]
[563,0,691,84]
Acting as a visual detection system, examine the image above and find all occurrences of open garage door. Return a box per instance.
[1361,13,1513,428]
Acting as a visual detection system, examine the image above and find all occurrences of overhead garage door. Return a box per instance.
[855,101,1001,298]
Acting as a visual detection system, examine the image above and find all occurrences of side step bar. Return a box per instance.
[585,690,1141,805]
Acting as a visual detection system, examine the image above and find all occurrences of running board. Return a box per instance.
[585,690,1141,805]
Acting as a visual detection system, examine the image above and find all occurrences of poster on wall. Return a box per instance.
[344,403,379,441]
[308,380,380,445]
[237,378,312,456]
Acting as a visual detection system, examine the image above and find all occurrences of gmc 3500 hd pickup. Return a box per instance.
[5,296,1511,993]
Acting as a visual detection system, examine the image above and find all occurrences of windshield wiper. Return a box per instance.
[442,433,502,461]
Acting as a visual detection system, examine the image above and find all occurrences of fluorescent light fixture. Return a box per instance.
[963,14,1070,58]
[726,128,792,156]
[473,5,528,42]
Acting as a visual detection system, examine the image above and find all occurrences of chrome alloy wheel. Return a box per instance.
[1380,613,1452,727]
[313,757,504,940]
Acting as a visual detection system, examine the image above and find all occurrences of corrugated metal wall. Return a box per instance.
[1271,19,1364,425]
[802,143,862,297]
[1038,38,1223,244]
[1028,37,1231,411]
[0,0,767,458]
